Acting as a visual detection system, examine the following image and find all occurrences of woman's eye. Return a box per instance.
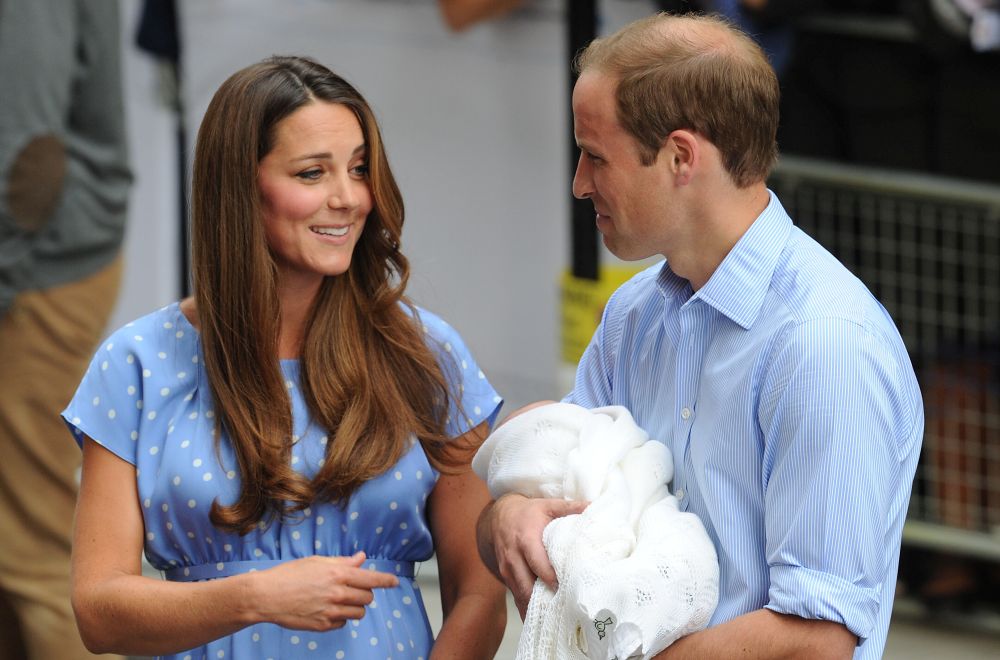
[296,169,322,180]
[351,163,369,177]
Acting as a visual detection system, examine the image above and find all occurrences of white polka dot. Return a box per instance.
[350,511,359,520]
[136,400,143,410]
[142,369,151,378]
[474,406,482,415]
[185,392,194,402]
[314,540,322,550]
[216,562,224,570]
[254,548,263,557]
[158,352,167,359]
[478,369,485,379]
[394,471,402,480]
[285,380,294,389]
[127,385,136,396]
[320,435,328,445]
[444,342,452,352]
[192,355,198,363]
[187,531,195,539]
[143,498,151,508]
[101,360,109,371]
[397,642,404,651]
[188,412,198,420]
[462,359,468,369]
[291,635,300,645]
[92,396,100,406]
[164,322,173,329]
[393,609,402,618]
[147,532,155,541]
[304,507,312,517]
[203,472,212,481]
[292,530,301,540]
[193,459,202,467]
[147,411,157,420]
[316,516,325,525]
[226,470,236,479]
[400,522,408,530]
[375,526,383,534]
[180,439,190,448]
[108,409,117,419]
[252,633,260,642]
[206,410,215,419]
[105,342,114,351]
[493,395,502,403]
[351,630,357,638]
[160,387,170,396]
[177,371,187,379]
[183,655,191,660]
[217,650,224,658]
[402,596,412,605]
[370,637,378,646]
[291,455,299,465]
[161,503,169,512]
[134,335,143,342]
[386,620,393,629]
[308,641,317,650]
[401,539,409,545]
[389,501,398,510]
[126,354,135,364]
[131,431,138,440]
[171,475,181,486]
[176,330,184,338]
[416,470,423,480]
[187,499,196,508]
[166,522,173,530]
[336,652,345,659]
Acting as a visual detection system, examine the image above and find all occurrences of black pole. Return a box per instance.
[568,0,599,281]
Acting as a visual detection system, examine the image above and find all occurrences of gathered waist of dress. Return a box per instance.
[163,558,416,582]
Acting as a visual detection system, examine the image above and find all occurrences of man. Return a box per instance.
[477,12,923,659]
[0,1,130,657]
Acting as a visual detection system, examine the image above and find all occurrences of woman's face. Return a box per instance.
[257,101,372,289]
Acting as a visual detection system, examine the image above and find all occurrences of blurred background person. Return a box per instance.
[0,1,130,658]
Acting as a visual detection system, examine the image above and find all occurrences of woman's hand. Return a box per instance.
[249,552,399,631]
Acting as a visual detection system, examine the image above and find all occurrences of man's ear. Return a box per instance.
[664,129,699,185]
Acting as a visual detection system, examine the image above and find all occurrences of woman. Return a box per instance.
[63,56,506,659]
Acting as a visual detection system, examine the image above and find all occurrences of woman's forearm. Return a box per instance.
[74,572,258,655]
[430,591,507,659]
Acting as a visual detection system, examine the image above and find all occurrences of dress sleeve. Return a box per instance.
[416,308,503,438]
[61,324,147,466]
[757,316,923,641]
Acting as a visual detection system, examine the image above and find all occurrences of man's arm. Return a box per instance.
[476,493,587,619]
[655,608,856,660]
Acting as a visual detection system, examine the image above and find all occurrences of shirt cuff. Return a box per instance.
[766,564,882,641]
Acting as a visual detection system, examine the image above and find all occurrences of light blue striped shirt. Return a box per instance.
[566,191,923,659]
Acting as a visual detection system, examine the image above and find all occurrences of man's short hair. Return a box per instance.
[575,13,779,188]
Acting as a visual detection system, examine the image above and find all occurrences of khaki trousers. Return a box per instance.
[0,257,123,660]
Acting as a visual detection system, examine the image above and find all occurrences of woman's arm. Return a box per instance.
[72,438,398,655]
[427,422,507,659]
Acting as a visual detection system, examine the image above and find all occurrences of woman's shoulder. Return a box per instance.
[101,301,199,363]
[402,302,468,349]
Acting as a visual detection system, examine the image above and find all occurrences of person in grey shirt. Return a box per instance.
[0,1,130,657]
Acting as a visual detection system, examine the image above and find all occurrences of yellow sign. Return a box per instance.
[560,265,646,364]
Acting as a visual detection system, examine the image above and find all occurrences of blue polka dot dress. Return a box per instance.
[63,302,503,660]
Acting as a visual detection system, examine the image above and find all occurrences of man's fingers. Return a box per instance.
[546,498,588,518]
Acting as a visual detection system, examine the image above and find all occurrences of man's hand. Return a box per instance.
[476,493,587,619]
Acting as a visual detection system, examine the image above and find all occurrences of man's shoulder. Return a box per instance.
[770,228,885,328]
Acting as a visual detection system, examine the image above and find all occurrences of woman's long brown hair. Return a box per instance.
[192,56,470,535]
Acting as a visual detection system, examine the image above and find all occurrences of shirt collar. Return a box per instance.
[656,190,792,329]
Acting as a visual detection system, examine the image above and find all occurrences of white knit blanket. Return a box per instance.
[472,403,719,660]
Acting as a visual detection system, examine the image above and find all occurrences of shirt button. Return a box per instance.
[681,407,691,420]
[676,488,685,499]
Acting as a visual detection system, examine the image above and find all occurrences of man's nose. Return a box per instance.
[572,152,592,200]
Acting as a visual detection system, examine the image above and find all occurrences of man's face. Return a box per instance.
[572,71,671,261]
